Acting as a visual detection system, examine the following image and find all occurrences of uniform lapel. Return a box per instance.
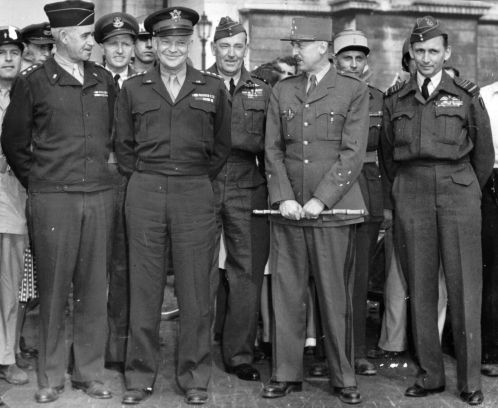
[294,73,307,103]
[306,66,335,104]
[174,65,201,104]
[146,65,173,105]
[82,62,101,90]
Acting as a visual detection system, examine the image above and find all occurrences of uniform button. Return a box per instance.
[86,156,91,161]
[304,159,309,164]
[303,141,308,145]
[87,134,92,139]
[304,122,308,127]
[55,185,61,190]
[82,92,87,96]
[63,185,68,190]
[86,113,90,117]
[305,104,309,108]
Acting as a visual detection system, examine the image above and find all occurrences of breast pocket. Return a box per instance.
[281,104,300,141]
[242,99,266,135]
[434,106,467,145]
[132,102,161,142]
[315,105,345,141]
[368,117,382,149]
[391,110,415,146]
[189,100,216,141]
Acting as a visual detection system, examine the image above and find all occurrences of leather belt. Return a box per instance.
[400,156,470,167]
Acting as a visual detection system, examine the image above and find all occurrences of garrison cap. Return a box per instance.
[333,29,369,55]
[144,7,199,37]
[401,38,410,72]
[44,0,95,28]
[281,17,332,42]
[214,16,246,41]
[0,26,24,52]
[410,16,447,44]
[95,12,139,43]
[136,15,151,37]
[21,22,54,45]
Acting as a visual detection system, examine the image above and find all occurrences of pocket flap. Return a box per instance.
[237,179,266,189]
[242,98,265,111]
[435,106,465,119]
[315,105,346,118]
[391,110,415,121]
[189,100,216,113]
[132,102,161,115]
[451,171,475,186]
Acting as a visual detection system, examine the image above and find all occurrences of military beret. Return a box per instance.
[0,26,24,51]
[333,29,369,55]
[135,15,152,37]
[21,22,54,45]
[44,0,95,28]
[214,16,246,41]
[281,17,332,42]
[410,16,447,44]
[95,12,138,44]
[401,38,410,72]
[144,7,199,37]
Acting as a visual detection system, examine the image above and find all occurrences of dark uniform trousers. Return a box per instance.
[211,154,269,367]
[394,162,482,392]
[125,172,215,391]
[29,189,115,388]
[271,223,357,388]
[105,167,129,363]
[481,171,498,364]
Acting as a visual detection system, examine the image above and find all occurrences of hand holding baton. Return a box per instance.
[253,209,365,216]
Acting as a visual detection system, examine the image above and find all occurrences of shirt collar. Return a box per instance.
[417,69,443,90]
[219,69,242,89]
[54,52,84,77]
[105,65,130,81]
[160,63,187,87]
[307,62,332,84]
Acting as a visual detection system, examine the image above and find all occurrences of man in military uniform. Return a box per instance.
[2,0,117,403]
[333,29,382,377]
[94,11,139,375]
[207,16,270,382]
[115,7,231,406]
[130,15,155,72]
[380,16,494,406]
[263,17,369,405]
[20,22,54,70]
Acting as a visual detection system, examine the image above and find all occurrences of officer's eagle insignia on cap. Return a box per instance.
[113,17,124,28]
[170,9,181,23]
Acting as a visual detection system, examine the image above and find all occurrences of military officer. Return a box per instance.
[2,0,117,403]
[115,7,231,406]
[20,22,54,69]
[208,16,270,382]
[263,17,369,405]
[94,11,139,375]
[130,15,155,72]
[380,16,494,406]
[333,29,382,377]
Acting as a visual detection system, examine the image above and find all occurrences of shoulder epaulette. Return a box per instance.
[21,63,43,77]
[279,73,300,83]
[368,84,382,93]
[251,75,269,86]
[126,71,147,81]
[200,70,222,80]
[337,70,362,82]
[454,77,480,98]
[384,81,405,97]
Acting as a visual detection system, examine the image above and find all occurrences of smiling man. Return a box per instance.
[115,7,231,406]
[2,0,117,403]
[207,16,271,384]
[380,16,494,406]
[264,17,369,405]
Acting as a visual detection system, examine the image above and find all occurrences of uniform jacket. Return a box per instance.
[265,65,369,227]
[1,56,117,193]
[357,85,383,223]
[115,64,231,181]
[208,64,271,187]
[380,71,494,209]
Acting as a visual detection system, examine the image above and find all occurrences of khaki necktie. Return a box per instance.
[168,75,180,102]
[72,64,84,84]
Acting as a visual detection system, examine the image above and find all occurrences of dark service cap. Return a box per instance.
[281,17,332,42]
[0,26,24,51]
[410,16,447,44]
[95,12,139,43]
[144,7,199,37]
[214,16,246,41]
[44,0,95,28]
[135,15,151,37]
[21,22,54,45]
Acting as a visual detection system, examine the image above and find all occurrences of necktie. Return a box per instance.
[72,64,84,84]
[422,77,431,100]
[114,74,121,93]
[229,78,235,96]
[307,75,316,97]
[168,75,180,102]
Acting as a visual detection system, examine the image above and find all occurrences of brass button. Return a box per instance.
[304,159,309,164]
[304,122,308,127]
[303,141,308,145]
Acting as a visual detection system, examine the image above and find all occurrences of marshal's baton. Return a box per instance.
[253,209,365,215]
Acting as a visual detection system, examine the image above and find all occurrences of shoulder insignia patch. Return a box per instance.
[454,77,480,98]
[384,81,405,97]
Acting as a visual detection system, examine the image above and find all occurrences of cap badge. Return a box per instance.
[8,26,18,40]
[43,29,52,36]
[139,22,145,32]
[426,18,434,26]
[113,17,124,28]
[170,9,181,22]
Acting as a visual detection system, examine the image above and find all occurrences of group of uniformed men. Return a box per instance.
[0,0,494,406]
